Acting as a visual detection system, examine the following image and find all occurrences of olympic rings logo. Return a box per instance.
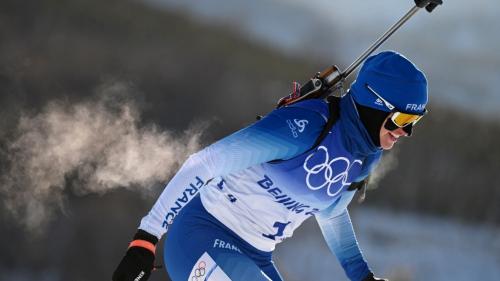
[303,146,362,197]
[191,261,206,281]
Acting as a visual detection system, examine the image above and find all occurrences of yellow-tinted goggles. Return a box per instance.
[390,110,426,128]
[365,84,427,130]
[384,110,427,135]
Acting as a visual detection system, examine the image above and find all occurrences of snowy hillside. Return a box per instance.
[275,207,500,281]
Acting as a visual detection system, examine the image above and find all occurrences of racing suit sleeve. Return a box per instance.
[139,105,326,239]
[315,191,372,281]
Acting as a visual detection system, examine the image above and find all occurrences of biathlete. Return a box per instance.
[113,50,429,281]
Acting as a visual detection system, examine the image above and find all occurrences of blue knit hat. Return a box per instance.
[350,51,428,115]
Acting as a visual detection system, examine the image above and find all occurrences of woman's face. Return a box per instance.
[379,114,409,150]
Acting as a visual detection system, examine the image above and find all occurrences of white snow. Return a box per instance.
[274,207,500,281]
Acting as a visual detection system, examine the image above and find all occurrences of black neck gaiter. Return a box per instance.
[353,101,390,147]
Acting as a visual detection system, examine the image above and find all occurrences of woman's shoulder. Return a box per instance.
[285,99,329,121]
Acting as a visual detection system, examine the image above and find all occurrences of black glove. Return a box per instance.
[112,230,159,281]
[362,272,389,281]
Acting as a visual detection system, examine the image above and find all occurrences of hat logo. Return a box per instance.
[406,103,425,112]
[375,98,384,107]
[366,85,395,111]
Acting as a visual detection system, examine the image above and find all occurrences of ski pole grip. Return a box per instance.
[414,0,443,12]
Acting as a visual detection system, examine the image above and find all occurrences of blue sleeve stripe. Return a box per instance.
[202,106,326,177]
[316,209,371,281]
[208,127,301,176]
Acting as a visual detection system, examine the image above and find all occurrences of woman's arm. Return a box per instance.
[315,191,372,281]
[140,105,327,239]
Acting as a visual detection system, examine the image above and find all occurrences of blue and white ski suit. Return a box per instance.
[139,94,383,281]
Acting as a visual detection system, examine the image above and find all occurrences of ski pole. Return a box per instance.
[278,0,443,107]
[342,0,443,79]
